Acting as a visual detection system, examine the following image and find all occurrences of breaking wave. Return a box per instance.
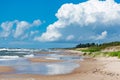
[0,48,35,60]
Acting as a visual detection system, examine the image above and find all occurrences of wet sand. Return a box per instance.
[29,58,63,63]
[0,58,99,80]
[0,66,14,73]
[0,50,120,80]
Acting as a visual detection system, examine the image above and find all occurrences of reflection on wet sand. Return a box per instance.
[0,49,82,75]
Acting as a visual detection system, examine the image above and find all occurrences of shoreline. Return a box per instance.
[0,50,120,80]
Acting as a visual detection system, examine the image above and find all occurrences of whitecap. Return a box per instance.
[24,54,34,58]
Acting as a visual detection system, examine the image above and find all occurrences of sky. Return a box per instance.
[0,0,120,48]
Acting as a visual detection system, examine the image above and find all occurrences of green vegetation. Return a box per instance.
[76,43,97,48]
[82,51,120,58]
[108,51,120,58]
[81,47,101,52]
[75,41,120,58]
[76,41,120,52]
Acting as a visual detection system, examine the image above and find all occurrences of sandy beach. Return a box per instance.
[1,0,120,79]
[0,50,120,80]
[29,58,63,63]
[0,66,14,73]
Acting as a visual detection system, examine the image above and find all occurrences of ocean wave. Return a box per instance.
[0,48,43,53]
[0,54,34,60]
[0,55,19,59]
[24,54,34,58]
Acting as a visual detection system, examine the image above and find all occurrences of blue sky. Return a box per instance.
[0,0,120,48]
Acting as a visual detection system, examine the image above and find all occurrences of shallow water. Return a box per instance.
[0,49,82,75]
[14,62,79,75]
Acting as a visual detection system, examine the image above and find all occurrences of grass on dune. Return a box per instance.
[82,51,120,58]
[74,41,120,58]
[81,47,101,52]
[108,51,120,58]
[76,41,120,52]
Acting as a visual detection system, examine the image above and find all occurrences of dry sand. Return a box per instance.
[0,50,120,80]
[97,57,120,74]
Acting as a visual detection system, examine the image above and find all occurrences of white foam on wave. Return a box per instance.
[0,54,34,60]
[0,56,19,60]
[0,58,17,61]
[0,56,19,59]
[0,48,44,54]
[24,54,34,58]
[0,48,8,51]
[0,48,32,52]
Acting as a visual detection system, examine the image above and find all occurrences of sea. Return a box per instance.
[0,48,83,75]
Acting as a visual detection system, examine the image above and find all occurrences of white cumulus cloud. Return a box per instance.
[0,21,15,37]
[30,31,39,36]
[90,31,107,40]
[0,19,41,39]
[35,0,120,42]
[14,21,30,38]
[96,31,107,40]
[32,19,41,26]
[66,35,74,41]
[14,19,41,38]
